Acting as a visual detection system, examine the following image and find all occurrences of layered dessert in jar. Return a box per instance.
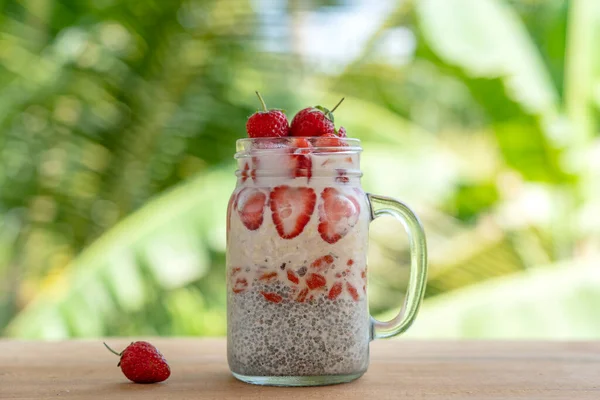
[227,94,370,377]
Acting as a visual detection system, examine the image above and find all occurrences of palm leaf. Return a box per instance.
[5,168,234,338]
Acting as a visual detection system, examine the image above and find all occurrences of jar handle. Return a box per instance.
[367,193,428,340]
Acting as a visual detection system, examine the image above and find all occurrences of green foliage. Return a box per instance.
[1,0,599,339]
[7,169,232,338]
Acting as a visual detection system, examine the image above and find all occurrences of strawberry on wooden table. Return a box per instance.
[104,341,170,384]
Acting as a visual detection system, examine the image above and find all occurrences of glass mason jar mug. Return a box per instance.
[226,137,427,386]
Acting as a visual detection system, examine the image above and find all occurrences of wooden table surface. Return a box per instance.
[1,339,599,399]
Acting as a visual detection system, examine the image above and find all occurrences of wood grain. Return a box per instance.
[0,339,599,399]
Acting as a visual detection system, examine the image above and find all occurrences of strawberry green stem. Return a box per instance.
[103,342,122,357]
[255,91,268,112]
[330,97,345,113]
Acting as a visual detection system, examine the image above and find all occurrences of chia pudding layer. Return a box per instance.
[228,285,369,376]
[227,142,371,377]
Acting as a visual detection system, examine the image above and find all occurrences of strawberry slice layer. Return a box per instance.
[318,187,361,244]
[311,255,334,271]
[328,281,343,300]
[346,282,360,301]
[306,273,326,290]
[260,291,283,303]
[270,186,316,239]
[236,188,267,231]
[232,278,248,294]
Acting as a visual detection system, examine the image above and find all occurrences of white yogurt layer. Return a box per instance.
[227,150,369,301]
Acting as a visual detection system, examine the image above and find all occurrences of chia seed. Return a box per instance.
[227,283,370,377]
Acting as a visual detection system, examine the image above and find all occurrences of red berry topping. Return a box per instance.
[328,281,343,300]
[290,107,335,137]
[337,126,347,137]
[236,188,267,231]
[260,291,283,303]
[305,273,326,290]
[270,186,316,239]
[104,341,170,384]
[246,92,289,138]
[289,98,344,137]
[318,187,361,244]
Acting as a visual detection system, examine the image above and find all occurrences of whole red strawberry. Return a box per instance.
[104,341,171,384]
[290,98,345,137]
[246,92,289,138]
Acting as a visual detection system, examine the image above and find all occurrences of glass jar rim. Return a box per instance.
[236,137,362,157]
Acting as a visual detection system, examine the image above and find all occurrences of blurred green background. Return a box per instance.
[1,0,599,340]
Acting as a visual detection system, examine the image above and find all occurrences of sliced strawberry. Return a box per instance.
[318,187,361,243]
[292,137,312,149]
[250,156,258,182]
[290,138,312,180]
[232,278,248,294]
[296,288,309,302]
[258,271,278,282]
[314,133,345,148]
[311,255,334,271]
[346,282,360,301]
[270,186,316,239]
[236,188,267,231]
[260,291,283,303]
[287,269,300,284]
[240,158,258,183]
[306,273,326,290]
[241,162,251,183]
[328,281,343,300]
